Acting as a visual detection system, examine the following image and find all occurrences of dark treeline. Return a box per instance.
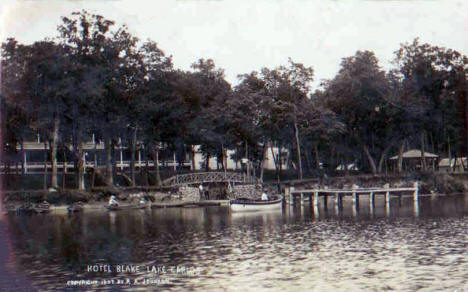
[2,11,468,190]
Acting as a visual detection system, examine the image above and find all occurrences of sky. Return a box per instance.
[1,0,468,90]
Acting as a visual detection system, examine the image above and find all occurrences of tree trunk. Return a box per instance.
[20,141,25,175]
[343,156,349,176]
[278,143,283,178]
[205,153,210,171]
[259,141,267,183]
[105,137,113,186]
[91,142,97,188]
[244,139,249,180]
[429,131,435,153]
[314,144,321,170]
[421,132,427,171]
[130,128,137,187]
[377,143,393,173]
[452,153,458,172]
[62,147,67,189]
[447,134,451,159]
[363,145,377,175]
[77,142,85,190]
[43,142,48,190]
[304,148,312,174]
[397,140,405,173]
[152,148,161,187]
[50,116,59,188]
[293,117,303,180]
[145,159,149,186]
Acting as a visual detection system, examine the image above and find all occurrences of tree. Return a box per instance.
[393,38,468,170]
[261,58,314,179]
[323,51,398,174]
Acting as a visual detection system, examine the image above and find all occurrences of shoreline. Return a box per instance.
[2,172,467,207]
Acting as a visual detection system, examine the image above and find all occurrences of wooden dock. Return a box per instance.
[285,182,420,216]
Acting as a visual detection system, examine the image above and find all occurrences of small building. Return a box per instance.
[389,149,438,171]
[335,163,359,172]
[191,145,289,171]
[438,157,467,172]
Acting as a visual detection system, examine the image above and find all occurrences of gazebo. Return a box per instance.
[389,149,439,171]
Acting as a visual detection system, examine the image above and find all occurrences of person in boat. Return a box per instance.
[204,185,210,200]
[261,192,269,201]
[199,184,204,200]
[108,195,119,207]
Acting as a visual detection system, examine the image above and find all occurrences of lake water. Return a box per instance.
[0,195,467,291]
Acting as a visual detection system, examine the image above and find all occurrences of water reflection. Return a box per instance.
[1,195,467,291]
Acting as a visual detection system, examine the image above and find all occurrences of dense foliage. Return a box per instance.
[2,11,468,190]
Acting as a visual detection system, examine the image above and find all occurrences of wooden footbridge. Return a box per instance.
[162,172,259,187]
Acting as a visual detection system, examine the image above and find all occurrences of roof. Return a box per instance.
[17,142,106,151]
[389,149,438,160]
[439,157,467,167]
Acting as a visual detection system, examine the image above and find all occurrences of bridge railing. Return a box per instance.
[162,171,259,186]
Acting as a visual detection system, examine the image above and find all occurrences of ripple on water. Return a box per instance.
[2,196,468,291]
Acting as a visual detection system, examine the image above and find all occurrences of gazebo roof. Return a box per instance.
[389,149,438,160]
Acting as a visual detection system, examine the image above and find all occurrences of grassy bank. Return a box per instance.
[2,171,466,205]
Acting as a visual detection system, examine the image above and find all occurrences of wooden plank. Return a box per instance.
[291,187,416,194]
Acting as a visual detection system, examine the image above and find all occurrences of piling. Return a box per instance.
[334,193,342,208]
[369,191,375,215]
[413,182,419,202]
[384,183,390,205]
[313,191,319,207]
[352,184,359,209]
[413,181,419,217]
[290,186,295,205]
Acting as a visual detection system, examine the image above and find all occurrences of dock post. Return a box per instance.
[413,181,419,217]
[313,191,319,207]
[384,183,391,216]
[323,194,328,210]
[351,184,358,216]
[335,193,342,215]
[313,191,320,218]
[413,181,419,202]
[384,183,390,205]
[300,193,304,206]
[334,193,340,207]
[352,184,359,208]
[290,186,295,205]
[369,191,375,215]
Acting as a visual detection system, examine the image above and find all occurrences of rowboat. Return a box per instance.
[230,196,283,212]
[107,204,121,211]
[33,201,51,214]
[67,202,84,213]
[17,202,34,213]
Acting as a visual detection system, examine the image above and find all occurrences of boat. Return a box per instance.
[67,202,84,213]
[132,202,149,210]
[2,204,17,215]
[107,204,121,211]
[230,195,283,212]
[17,202,34,214]
[33,201,51,213]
